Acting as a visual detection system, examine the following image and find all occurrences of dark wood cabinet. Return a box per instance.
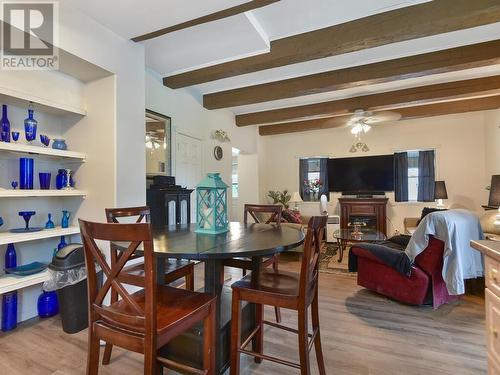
[147,176,193,227]
[339,197,389,235]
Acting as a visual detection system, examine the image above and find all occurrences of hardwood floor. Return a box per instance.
[0,256,487,374]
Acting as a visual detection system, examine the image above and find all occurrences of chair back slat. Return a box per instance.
[299,216,327,300]
[244,204,282,226]
[79,219,156,331]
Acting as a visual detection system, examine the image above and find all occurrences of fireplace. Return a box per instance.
[339,197,389,235]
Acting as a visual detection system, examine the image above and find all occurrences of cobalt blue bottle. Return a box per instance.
[2,243,17,332]
[1,104,10,142]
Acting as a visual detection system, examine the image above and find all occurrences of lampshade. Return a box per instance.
[434,181,448,200]
[290,191,303,203]
[489,175,500,207]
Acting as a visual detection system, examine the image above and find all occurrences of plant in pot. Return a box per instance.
[267,190,291,209]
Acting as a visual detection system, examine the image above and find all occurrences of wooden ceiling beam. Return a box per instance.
[205,40,500,109]
[236,75,500,126]
[164,0,500,88]
[258,95,500,136]
[132,0,280,42]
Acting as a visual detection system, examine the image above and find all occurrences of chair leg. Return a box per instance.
[311,292,326,375]
[102,344,112,365]
[252,303,264,364]
[272,256,282,323]
[143,340,159,375]
[230,291,242,375]
[86,324,100,375]
[203,302,216,375]
[298,307,311,375]
[185,264,195,291]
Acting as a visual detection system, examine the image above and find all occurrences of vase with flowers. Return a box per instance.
[304,179,323,201]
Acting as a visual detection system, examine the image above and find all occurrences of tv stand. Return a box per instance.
[339,197,389,235]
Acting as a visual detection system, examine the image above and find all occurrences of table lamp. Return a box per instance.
[434,181,448,209]
[290,192,302,211]
[489,175,500,208]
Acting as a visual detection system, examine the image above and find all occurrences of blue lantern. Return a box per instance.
[195,173,228,234]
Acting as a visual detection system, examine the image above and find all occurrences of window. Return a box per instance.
[395,149,435,202]
[231,148,239,199]
[299,157,329,201]
[407,151,419,201]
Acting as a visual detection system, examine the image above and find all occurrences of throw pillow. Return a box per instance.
[282,209,303,224]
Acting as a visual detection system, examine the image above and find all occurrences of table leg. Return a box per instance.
[250,257,263,363]
[337,239,346,263]
[204,259,224,373]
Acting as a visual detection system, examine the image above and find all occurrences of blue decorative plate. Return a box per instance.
[9,227,44,233]
[5,262,48,276]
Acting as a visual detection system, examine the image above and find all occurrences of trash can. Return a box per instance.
[44,244,102,334]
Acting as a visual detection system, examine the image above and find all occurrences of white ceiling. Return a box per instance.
[67,0,500,116]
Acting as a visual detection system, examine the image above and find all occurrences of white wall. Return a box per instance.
[58,2,146,208]
[485,109,500,179]
[259,111,492,234]
[145,69,258,219]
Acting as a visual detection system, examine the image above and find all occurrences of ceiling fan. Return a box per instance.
[345,109,401,152]
[346,109,402,135]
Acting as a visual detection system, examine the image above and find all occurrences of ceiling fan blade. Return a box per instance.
[363,111,402,124]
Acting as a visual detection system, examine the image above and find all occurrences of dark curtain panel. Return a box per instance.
[394,152,409,202]
[319,158,329,200]
[417,150,435,202]
[299,159,310,201]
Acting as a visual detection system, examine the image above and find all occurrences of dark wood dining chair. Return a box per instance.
[79,218,216,375]
[230,216,327,375]
[223,204,282,322]
[102,206,195,365]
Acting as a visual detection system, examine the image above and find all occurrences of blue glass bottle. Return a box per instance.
[2,243,17,332]
[57,236,67,250]
[5,243,16,268]
[24,102,37,143]
[37,291,59,318]
[1,104,10,142]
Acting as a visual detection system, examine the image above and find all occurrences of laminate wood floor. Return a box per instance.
[0,257,487,375]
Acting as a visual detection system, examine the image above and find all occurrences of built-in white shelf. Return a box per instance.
[0,226,80,246]
[0,189,87,198]
[0,142,86,161]
[0,86,86,116]
[0,270,50,295]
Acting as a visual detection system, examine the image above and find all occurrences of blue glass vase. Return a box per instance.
[24,103,37,143]
[2,292,17,331]
[37,291,59,318]
[1,104,10,142]
[45,213,55,229]
[61,211,70,228]
[52,139,67,150]
[19,158,34,190]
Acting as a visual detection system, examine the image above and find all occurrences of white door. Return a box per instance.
[175,133,202,223]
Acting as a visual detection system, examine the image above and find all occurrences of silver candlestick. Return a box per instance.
[62,169,74,190]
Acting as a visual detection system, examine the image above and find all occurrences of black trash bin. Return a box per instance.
[49,244,101,334]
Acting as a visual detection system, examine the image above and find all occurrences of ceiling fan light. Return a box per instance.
[362,124,371,133]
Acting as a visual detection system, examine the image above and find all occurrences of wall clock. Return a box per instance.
[214,146,223,160]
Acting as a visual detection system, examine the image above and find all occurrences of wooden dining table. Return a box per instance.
[117,221,304,374]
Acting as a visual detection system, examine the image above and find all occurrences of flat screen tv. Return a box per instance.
[328,155,394,192]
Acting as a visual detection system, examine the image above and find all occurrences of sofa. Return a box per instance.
[351,236,459,308]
